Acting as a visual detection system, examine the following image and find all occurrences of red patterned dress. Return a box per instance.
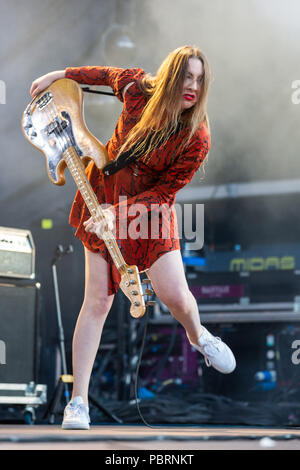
[65,66,211,295]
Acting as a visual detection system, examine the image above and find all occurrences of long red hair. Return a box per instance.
[117,45,211,162]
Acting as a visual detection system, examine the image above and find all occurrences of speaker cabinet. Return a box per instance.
[0,280,40,384]
[0,227,35,279]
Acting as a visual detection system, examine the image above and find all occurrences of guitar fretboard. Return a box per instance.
[63,146,126,273]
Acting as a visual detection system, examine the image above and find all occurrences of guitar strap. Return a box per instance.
[102,122,184,176]
[102,144,145,176]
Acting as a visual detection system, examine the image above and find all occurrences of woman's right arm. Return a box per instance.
[30,66,144,103]
[30,70,65,97]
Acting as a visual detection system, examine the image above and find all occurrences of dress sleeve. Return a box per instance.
[113,132,211,226]
[65,66,145,102]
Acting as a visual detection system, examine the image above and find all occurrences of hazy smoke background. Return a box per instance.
[0,0,299,228]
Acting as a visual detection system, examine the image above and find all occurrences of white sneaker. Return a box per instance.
[191,327,236,374]
[62,396,90,430]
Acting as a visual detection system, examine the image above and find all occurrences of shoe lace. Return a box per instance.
[65,403,86,418]
[202,337,222,367]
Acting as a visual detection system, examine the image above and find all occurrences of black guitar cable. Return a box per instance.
[134,314,180,429]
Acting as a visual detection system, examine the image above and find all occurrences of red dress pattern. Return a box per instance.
[65,66,211,295]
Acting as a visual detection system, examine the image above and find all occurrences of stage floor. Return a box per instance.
[0,424,300,450]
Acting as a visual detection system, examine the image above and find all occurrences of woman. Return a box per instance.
[30,45,236,430]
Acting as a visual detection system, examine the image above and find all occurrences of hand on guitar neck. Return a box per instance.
[83,207,116,239]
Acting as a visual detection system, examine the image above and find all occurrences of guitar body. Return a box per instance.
[22,78,155,318]
[22,78,109,185]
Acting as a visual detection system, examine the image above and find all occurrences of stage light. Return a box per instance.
[101,23,137,67]
[41,218,53,229]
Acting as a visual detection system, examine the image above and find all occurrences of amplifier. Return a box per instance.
[0,226,35,279]
[0,280,40,383]
[152,270,300,324]
[186,271,249,304]
[186,270,300,304]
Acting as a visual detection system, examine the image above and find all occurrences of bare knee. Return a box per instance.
[158,288,192,315]
[82,294,113,318]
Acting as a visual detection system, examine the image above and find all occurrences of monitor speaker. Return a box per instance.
[0,280,40,384]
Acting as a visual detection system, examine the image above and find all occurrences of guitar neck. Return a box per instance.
[63,146,127,274]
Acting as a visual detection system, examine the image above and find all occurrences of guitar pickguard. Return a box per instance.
[23,102,82,184]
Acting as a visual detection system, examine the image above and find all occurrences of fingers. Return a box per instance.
[83,218,95,233]
[30,80,44,98]
[103,210,115,229]
[30,76,47,98]
[83,213,115,239]
[29,74,50,98]
[30,81,39,98]
[30,71,65,98]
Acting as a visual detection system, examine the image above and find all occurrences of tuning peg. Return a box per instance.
[146,301,156,306]
[144,288,155,295]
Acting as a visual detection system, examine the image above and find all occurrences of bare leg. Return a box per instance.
[148,249,203,344]
[71,248,115,406]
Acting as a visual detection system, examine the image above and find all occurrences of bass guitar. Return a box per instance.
[22,78,154,318]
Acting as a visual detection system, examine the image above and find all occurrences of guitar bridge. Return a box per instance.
[42,111,83,162]
[46,118,68,135]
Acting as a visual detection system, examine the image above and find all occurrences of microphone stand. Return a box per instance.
[44,244,74,423]
[52,245,73,403]
[45,244,122,424]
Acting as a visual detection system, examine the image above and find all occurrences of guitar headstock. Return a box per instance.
[119,265,156,319]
